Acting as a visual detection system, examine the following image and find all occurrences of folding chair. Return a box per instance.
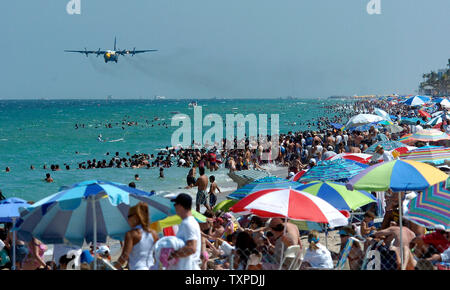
[280,245,302,270]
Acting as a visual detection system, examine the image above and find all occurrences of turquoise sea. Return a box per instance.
[0,98,353,202]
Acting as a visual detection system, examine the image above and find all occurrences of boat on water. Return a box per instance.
[188,101,198,107]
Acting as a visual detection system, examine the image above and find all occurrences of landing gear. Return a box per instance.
[105,59,107,63]
[115,59,118,63]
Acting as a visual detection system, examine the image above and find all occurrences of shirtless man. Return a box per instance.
[45,173,54,183]
[265,218,301,269]
[194,166,210,212]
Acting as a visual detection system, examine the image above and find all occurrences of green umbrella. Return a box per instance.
[296,181,376,211]
[213,199,238,212]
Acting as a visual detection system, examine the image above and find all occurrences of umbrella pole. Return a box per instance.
[92,196,97,270]
[278,215,288,270]
[12,217,16,270]
[398,192,404,270]
[325,224,328,249]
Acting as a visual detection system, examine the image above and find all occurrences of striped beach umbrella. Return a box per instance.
[365,140,406,154]
[14,180,175,246]
[346,160,448,192]
[404,181,450,230]
[230,188,348,228]
[325,153,372,164]
[426,115,448,127]
[295,181,376,211]
[400,146,450,165]
[403,96,426,106]
[227,176,302,200]
[400,117,425,125]
[399,129,450,144]
[289,170,308,182]
[299,159,368,183]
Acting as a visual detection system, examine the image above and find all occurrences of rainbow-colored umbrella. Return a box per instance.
[399,129,450,144]
[346,160,448,192]
[399,146,450,165]
[404,181,450,230]
[295,181,376,211]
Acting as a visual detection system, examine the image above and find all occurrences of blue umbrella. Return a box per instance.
[348,122,380,132]
[299,159,368,183]
[330,123,344,130]
[14,180,176,269]
[0,198,31,270]
[400,117,426,125]
[227,176,303,200]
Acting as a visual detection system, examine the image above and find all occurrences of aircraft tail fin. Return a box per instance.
[114,37,117,51]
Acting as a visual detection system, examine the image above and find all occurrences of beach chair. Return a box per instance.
[280,245,302,270]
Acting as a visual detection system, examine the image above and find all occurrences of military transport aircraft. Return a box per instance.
[65,37,157,63]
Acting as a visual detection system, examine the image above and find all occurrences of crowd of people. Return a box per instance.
[1,96,450,270]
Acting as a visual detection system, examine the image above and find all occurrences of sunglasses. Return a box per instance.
[127,213,135,219]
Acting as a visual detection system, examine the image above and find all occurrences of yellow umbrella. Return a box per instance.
[151,210,207,232]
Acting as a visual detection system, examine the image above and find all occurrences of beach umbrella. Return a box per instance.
[0,198,31,270]
[299,159,368,183]
[403,96,430,106]
[347,159,448,192]
[227,176,302,200]
[295,181,376,211]
[383,124,404,134]
[330,123,344,130]
[365,140,406,154]
[399,129,450,144]
[14,180,176,270]
[374,108,392,121]
[346,159,448,269]
[440,99,450,108]
[345,114,385,128]
[404,181,450,231]
[325,153,372,164]
[230,187,348,268]
[418,110,431,119]
[289,170,308,182]
[230,188,348,227]
[400,117,425,125]
[348,122,380,132]
[426,114,449,127]
[399,146,450,165]
[155,210,207,231]
[212,199,238,212]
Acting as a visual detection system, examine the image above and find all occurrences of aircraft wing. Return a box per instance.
[64,50,106,56]
[119,49,158,56]
[133,49,158,54]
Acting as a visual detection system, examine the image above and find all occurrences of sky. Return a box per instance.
[1,0,449,99]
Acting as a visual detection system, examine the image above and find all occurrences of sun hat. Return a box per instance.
[288,172,295,177]
[96,245,110,255]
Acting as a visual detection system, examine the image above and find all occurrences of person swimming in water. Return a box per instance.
[159,167,164,178]
[45,173,54,183]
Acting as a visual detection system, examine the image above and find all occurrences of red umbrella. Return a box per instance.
[418,110,431,119]
[230,188,348,228]
[325,153,372,164]
[289,170,307,182]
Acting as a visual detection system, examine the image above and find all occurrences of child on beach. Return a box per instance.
[208,175,221,209]
[361,211,377,238]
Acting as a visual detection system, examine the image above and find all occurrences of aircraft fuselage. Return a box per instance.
[104,50,119,63]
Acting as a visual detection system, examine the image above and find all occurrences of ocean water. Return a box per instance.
[0,98,353,202]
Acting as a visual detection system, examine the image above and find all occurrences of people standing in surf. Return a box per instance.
[193,167,210,212]
[208,175,221,209]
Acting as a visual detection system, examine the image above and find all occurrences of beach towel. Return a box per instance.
[154,236,185,269]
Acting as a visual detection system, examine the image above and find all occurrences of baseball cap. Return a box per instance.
[96,245,110,255]
[171,193,192,209]
[288,172,295,177]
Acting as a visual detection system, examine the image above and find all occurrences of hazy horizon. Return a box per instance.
[1,0,449,99]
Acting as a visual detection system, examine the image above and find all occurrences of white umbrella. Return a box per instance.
[345,114,385,128]
[374,108,392,122]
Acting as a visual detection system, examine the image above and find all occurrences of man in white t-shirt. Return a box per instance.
[169,193,201,270]
[411,120,423,134]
